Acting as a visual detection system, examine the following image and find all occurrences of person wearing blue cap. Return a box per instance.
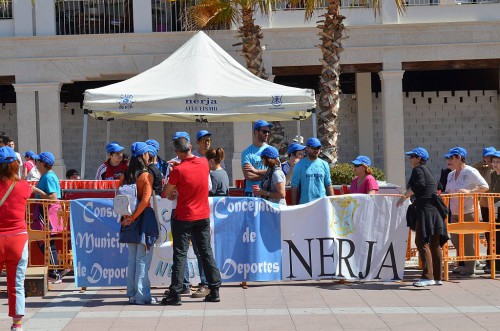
[444,146,489,276]
[397,147,449,287]
[485,151,500,273]
[282,142,306,185]
[144,140,164,196]
[30,151,70,283]
[473,147,496,264]
[193,130,226,169]
[161,133,221,305]
[253,146,286,205]
[349,156,379,194]
[241,120,274,196]
[95,142,128,180]
[146,139,169,179]
[22,150,39,180]
[290,137,333,205]
[0,146,35,331]
[119,142,159,305]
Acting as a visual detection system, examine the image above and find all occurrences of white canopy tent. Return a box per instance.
[82,31,316,177]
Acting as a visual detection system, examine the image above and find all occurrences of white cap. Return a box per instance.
[292,135,304,144]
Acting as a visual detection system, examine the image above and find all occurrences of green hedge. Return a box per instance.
[330,163,385,185]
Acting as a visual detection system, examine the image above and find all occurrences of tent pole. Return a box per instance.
[81,109,89,179]
[296,120,301,140]
[106,120,111,158]
[311,109,317,138]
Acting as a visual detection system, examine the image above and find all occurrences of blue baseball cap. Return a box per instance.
[24,150,36,158]
[306,138,321,148]
[34,151,55,166]
[0,146,17,164]
[147,145,158,157]
[287,143,306,155]
[172,131,190,142]
[131,142,150,157]
[106,143,124,154]
[145,139,160,152]
[444,147,467,159]
[351,155,372,167]
[253,120,274,131]
[483,146,496,157]
[258,146,279,159]
[196,130,212,141]
[492,151,500,158]
[405,147,429,161]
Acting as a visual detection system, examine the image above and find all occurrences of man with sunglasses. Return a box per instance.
[241,120,273,196]
[193,130,225,169]
[291,138,333,205]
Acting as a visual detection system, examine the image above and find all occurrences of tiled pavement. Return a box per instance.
[2,270,500,331]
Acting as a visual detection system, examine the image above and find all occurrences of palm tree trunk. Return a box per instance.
[236,6,285,151]
[317,0,345,166]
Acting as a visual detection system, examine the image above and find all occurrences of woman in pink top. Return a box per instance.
[349,155,379,194]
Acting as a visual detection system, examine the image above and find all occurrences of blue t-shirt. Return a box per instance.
[291,158,332,204]
[241,143,268,193]
[36,171,61,199]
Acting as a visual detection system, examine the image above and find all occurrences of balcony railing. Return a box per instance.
[274,0,373,11]
[0,0,12,19]
[56,0,133,35]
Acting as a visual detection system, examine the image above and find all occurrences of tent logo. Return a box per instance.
[117,94,135,109]
[271,95,282,107]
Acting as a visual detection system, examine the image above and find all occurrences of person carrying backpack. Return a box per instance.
[118,142,159,305]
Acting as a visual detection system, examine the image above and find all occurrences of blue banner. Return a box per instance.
[212,197,282,282]
[70,199,128,287]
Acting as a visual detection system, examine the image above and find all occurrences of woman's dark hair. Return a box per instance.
[123,155,147,184]
[262,156,279,168]
[0,160,20,181]
[206,147,224,164]
[66,169,79,179]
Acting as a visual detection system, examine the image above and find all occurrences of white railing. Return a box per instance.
[56,0,133,35]
[274,0,373,11]
[406,0,500,5]
[152,0,191,32]
[0,0,12,19]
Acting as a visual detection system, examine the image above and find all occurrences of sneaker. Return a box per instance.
[204,288,220,302]
[191,285,210,298]
[49,276,62,284]
[135,297,157,305]
[435,280,443,286]
[161,294,182,306]
[452,266,464,274]
[413,279,436,287]
[11,326,23,331]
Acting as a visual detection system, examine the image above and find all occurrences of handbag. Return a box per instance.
[406,203,417,230]
[119,212,144,244]
[0,181,16,207]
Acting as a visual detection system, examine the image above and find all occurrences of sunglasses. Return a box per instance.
[259,130,271,135]
[354,164,363,168]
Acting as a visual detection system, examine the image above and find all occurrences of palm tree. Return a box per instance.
[288,0,405,165]
[185,0,286,150]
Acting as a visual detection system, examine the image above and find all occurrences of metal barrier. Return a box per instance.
[26,199,73,272]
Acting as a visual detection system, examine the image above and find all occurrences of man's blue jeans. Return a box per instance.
[126,243,153,303]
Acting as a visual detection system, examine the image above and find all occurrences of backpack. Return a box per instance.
[114,183,138,216]
[26,165,41,180]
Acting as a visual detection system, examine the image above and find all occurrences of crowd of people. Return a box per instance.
[1,126,499,329]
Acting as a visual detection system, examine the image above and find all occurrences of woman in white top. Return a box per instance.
[444,146,489,275]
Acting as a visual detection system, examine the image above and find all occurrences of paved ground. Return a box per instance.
[2,269,500,331]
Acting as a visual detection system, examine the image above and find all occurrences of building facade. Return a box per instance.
[1,0,499,187]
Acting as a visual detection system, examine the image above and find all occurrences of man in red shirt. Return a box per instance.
[161,132,221,305]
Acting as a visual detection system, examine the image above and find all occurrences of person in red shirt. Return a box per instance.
[0,146,35,331]
[161,132,221,306]
[95,142,128,180]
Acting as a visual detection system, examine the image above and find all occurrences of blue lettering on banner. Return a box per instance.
[213,197,282,282]
[70,199,128,287]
